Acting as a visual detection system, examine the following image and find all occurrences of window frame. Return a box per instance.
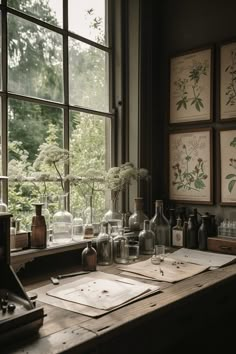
[0,0,116,206]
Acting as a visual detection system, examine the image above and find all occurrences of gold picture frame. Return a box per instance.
[169,128,213,204]
[170,47,213,124]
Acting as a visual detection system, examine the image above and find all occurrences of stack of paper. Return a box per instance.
[35,271,160,317]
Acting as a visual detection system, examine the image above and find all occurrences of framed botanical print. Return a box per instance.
[219,129,236,205]
[170,47,213,124]
[220,40,236,120]
[169,128,213,204]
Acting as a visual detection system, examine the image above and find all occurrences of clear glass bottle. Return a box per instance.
[81,241,97,271]
[72,212,84,241]
[128,197,148,232]
[172,217,184,247]
[198,215,208,250]
[96,222,113,265]
[150,200,171,249]
[52,194,73,244]
[10,217,16,250]
[40,194,51,245]
[113,229,129,264]
[31,203,47,249]
[103,196,122,224]
[139,220,155,255]
[0,177,8,213]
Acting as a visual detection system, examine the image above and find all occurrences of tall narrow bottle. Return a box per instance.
[96,222,113,265]
[31,203,47,249]
[52,194,73,244]
[186,214,198,249]
[150,200,171,249]
[198,215,209,250]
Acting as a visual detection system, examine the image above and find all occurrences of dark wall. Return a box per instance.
[148,0,236,222]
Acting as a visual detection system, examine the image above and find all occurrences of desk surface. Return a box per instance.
[3,255,236,354]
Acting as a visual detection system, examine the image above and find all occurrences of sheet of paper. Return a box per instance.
[170,248,236,268]
[118,257,209,283]
[35,271,160,317]
[47,277,152,310]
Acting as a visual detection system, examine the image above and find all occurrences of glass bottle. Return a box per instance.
[0,177,8,213]
[198,215,209,250]
[31,203,47,249]
[103,195,122,225]
[186,214,198,249]
[113,229,129,264]
[139,220,155,255]
[128,197,148,232]
[10,217,16,250]
[40,194,51,245]
[52,194,73,244]
[169,208,177,230]
[96,222,113,265]
[172,217,184,247]
[72,212,84,241]
[150,200,171,249]
[81,241,97,271]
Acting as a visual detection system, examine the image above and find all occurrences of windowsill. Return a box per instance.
[10,239,91,271]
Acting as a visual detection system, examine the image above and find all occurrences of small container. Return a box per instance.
[81,241,97,271]
[139,220,155,255]
[151,245,165,265]
[128,240,139,260]
[113,229,129,264]
[96,222,113,265]
[31,203,47,249]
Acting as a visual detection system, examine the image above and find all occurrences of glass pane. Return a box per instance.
[0,98,2,176]
[0,13,2,91]
[8,14,63,102]
[8,98,64,226]
[7,0,63,28]
[69,38,109,111]
[68,0,106,45]
[69,110,111,220]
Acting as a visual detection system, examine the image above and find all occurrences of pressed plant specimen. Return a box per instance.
[174,60,208,112]
[171,139,208,192]
[225,49,236,107]
[226,137,236,192]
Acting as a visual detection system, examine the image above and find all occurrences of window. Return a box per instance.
[0,0,114,228]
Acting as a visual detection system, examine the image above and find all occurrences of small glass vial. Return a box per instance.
[10,218,16,250]
[113,229,129,264]
[96,222,113,265]
[172,217,184,247]
[81,241,97,271]
[139,220,155,255]
[128,197,148,232]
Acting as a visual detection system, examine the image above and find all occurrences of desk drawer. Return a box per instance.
[207,237,236,254]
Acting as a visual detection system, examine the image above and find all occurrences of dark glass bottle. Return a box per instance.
[31,203,47,249]
[198,215,209,250]
[193,208,201,231]
[82,241,97,271]
[183,221,188,248]
[169,208,176,242]
[150,200,171,249]
[186,214,198,249]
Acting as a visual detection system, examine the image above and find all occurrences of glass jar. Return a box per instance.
[128,197,148,232]
[81,241,97,271]
[139,220,155,255]
[113,229,129,264]
[150,200,171,249]
[52,194,73,244]
[96,222,113,265]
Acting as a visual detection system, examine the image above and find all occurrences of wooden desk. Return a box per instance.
[3,256,236,354]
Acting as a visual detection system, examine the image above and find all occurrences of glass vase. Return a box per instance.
[52,194,73,244]
[103,197,122,228]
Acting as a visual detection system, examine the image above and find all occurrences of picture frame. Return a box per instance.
[220,40,236,120]
[219,128,236,205]
[169,128,213,204]
[169,47,213,124]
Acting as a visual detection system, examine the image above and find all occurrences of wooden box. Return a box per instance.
[207,236,236,255]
